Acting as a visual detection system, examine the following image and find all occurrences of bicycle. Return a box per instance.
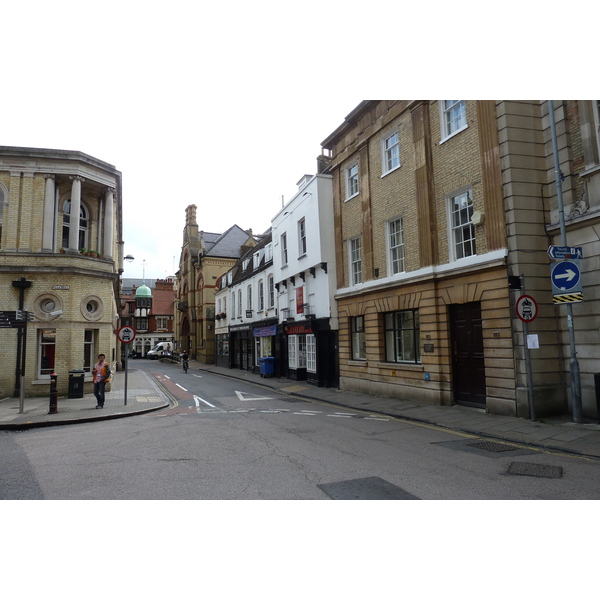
[182,359,189,373]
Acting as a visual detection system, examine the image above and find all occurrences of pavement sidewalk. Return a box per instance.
[0,368,168,430]
[2,360,600,461]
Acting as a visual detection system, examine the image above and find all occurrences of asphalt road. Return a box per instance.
[2,361,599,500]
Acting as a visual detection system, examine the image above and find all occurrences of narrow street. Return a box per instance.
[2,362,599,500]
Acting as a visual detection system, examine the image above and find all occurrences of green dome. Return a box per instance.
[135,283,152,298]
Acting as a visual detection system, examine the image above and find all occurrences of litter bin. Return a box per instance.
[68,369,86,398]
[259,357,275,378]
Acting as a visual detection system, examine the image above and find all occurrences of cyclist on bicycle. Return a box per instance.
[181,351,189,373]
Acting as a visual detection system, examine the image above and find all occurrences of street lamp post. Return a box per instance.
[123,254,135,406]
[12,277,32,403]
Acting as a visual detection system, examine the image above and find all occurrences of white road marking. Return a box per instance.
[293,412,315,415]
[192,374,203,378]
[194,395,215,408]
[235,390,273,402]
[176,384,187,391]
[327,414,352,418]
[365,417,389,421]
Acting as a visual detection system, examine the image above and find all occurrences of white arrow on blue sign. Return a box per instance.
[551,260,581,292]
[547,245,583,260]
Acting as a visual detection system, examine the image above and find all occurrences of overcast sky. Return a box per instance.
[2,2,585,282]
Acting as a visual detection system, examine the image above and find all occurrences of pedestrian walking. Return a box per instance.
[92,353,111,408]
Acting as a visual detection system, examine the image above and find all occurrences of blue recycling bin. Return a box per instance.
[259,357,275,377]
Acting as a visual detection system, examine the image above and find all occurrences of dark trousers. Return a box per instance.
[94,381,106,406]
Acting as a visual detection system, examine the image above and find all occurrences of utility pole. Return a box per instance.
[548,100,583,423]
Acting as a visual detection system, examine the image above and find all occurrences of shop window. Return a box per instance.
[306,334,316,372]
[288,334,307,369]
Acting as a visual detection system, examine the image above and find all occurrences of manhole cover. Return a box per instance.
[468,441,521,453]
[507,462,563,479]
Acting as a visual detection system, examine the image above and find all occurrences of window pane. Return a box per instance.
[384,310,420,363]
[40,329,56,375]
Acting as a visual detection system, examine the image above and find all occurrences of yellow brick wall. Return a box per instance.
[429,101,488,263]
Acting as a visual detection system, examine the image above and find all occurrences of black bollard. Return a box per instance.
[48,372,58,414]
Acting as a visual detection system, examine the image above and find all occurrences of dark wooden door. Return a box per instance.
[450,302,486,408]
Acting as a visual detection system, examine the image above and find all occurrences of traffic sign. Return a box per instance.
[548,246,583,260]
[117,325,136,343]
[551,260,581,293]
[516,295,538,322]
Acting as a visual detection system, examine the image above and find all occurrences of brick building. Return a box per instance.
[120,277,176,358]
[0,146,123,398]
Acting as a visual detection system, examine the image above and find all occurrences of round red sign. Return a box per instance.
[515,294,538,322]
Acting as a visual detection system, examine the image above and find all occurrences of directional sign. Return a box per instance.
[516,295,538,322]
[551,260,581,294]
[548,246,583,260]
[117,325,136,343]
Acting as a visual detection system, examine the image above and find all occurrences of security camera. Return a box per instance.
[50,310,63,316]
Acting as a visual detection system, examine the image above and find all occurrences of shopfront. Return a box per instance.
[230,324,252,370]
[253,322,277,375]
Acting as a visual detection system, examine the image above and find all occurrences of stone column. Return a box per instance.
[103,187,114,259]
[42,175,55,251]
[68,176,84,251]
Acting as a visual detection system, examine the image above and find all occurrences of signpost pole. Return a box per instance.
[117,326,136,406]
[516,282,537,421]
[549,100,582,423]
[124,346,128,406]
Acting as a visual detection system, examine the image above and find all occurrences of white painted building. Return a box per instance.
[214,231,278,372]
[271,173,339,386]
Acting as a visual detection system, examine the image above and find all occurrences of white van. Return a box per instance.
[147,341,172,360]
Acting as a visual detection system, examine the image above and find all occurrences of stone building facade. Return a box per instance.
[0,146,123,398]
[321,100,600,420]
[174,205,256,363]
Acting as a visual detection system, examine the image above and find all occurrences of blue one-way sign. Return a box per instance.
[551,260,581,293]
[548,245,583,260]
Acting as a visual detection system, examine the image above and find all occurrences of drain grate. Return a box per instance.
[468,441,521,453]
[507,462,563,479]
[279,397,307,403]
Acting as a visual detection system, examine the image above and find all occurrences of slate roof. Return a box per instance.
[201,225,253,258]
